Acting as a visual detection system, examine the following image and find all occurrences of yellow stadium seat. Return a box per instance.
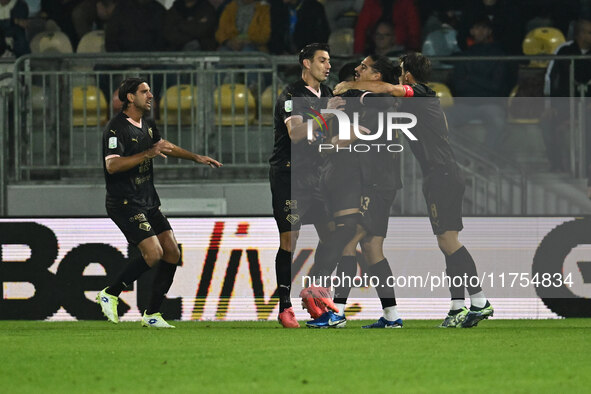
[426,82,454,108]
[328,28,354,57]
[72,85,107,126]
[159,84,198,125]
[214,84,256,126]
[260,85,282,125]
[76,30,105,53]
[30,31,73,54]
[522,27,565,67]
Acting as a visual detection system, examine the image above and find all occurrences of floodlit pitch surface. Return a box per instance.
[1,319,589,392]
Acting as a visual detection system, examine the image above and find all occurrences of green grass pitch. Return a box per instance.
[1,319,590,393]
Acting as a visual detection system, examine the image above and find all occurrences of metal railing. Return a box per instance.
[2,52,591,215]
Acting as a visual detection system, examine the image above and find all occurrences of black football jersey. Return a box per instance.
[269,79,333,172]
[103,112,162,208]
[340,89,402,190]
[397,83,458,176]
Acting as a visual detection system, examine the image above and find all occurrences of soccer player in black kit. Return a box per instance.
[307,55,404,328]
[97,77,221,328]
[335,52,494,328]
[269,43,343,328]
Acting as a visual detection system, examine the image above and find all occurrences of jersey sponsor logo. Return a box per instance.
[284,100,293,112]
[108,136,117,149]
[139,222,152,232]
[128,213,147,223]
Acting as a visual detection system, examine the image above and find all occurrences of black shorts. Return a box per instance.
[360,185,397,237]
[269,166,328,233]
[422,166,465,235]
[319,155,362,216]
[107,203,172,245]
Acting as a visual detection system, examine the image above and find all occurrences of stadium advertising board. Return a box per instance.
[1,217,590,320]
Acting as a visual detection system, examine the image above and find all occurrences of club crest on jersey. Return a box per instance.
[286,214,300,225]
[108,136,117,149]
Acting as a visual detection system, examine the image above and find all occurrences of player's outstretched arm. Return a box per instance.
[161,139,223,168]
[105,140,172,174]
[287,96,345,143]
[333,81,407,97]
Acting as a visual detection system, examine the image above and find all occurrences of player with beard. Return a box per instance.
[97,77,221,328]
[334,52,493,328]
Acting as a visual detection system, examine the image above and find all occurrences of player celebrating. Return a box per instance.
[306,55,404,328]
[269,43,342,328]
[334,52,493,328]
[97,77,221,328]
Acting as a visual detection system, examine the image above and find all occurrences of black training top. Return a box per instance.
[397,83,458,176]
[103,112,162,209]
[269,79,333,172]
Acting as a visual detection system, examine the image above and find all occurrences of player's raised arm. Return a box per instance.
[286,96,345,143]
[334,80,408,97]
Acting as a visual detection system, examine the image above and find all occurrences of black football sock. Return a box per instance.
[369,259,396,309]
[333,255,357,305]
[444,252,466,301]
[308,214,359,282]
[275,248,292,312]
[308,240,332,283]
[448,246,482,296]
[106,256,151,297]
[146,261,178,315]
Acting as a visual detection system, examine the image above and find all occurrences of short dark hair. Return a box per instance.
[367,54,400,84]
[118,77,147,110]
[399,52,431,83]
[298,43,330,68]
[338,61,358,82]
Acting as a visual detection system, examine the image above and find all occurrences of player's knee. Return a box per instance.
[436,233,461,256]
[334,213,360,245]
[163,244,180,264]
[279,231,298,252]
[143,245,164,265]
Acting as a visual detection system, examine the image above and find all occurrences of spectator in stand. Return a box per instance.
[543,18,591,173]
[268,0,330,55]
[354,0,420,54]
[365,20,405,57]
[446,18,509,150]
[215,0,270,52]
[105,0,166,52]
[41,0,81,46]
[0,0,30,56]
[164,0,217,51]
[71,0,115,44]
[457,0,523,55]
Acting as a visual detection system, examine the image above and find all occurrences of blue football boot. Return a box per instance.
[306,311,346,328]
[362,317,403,329]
